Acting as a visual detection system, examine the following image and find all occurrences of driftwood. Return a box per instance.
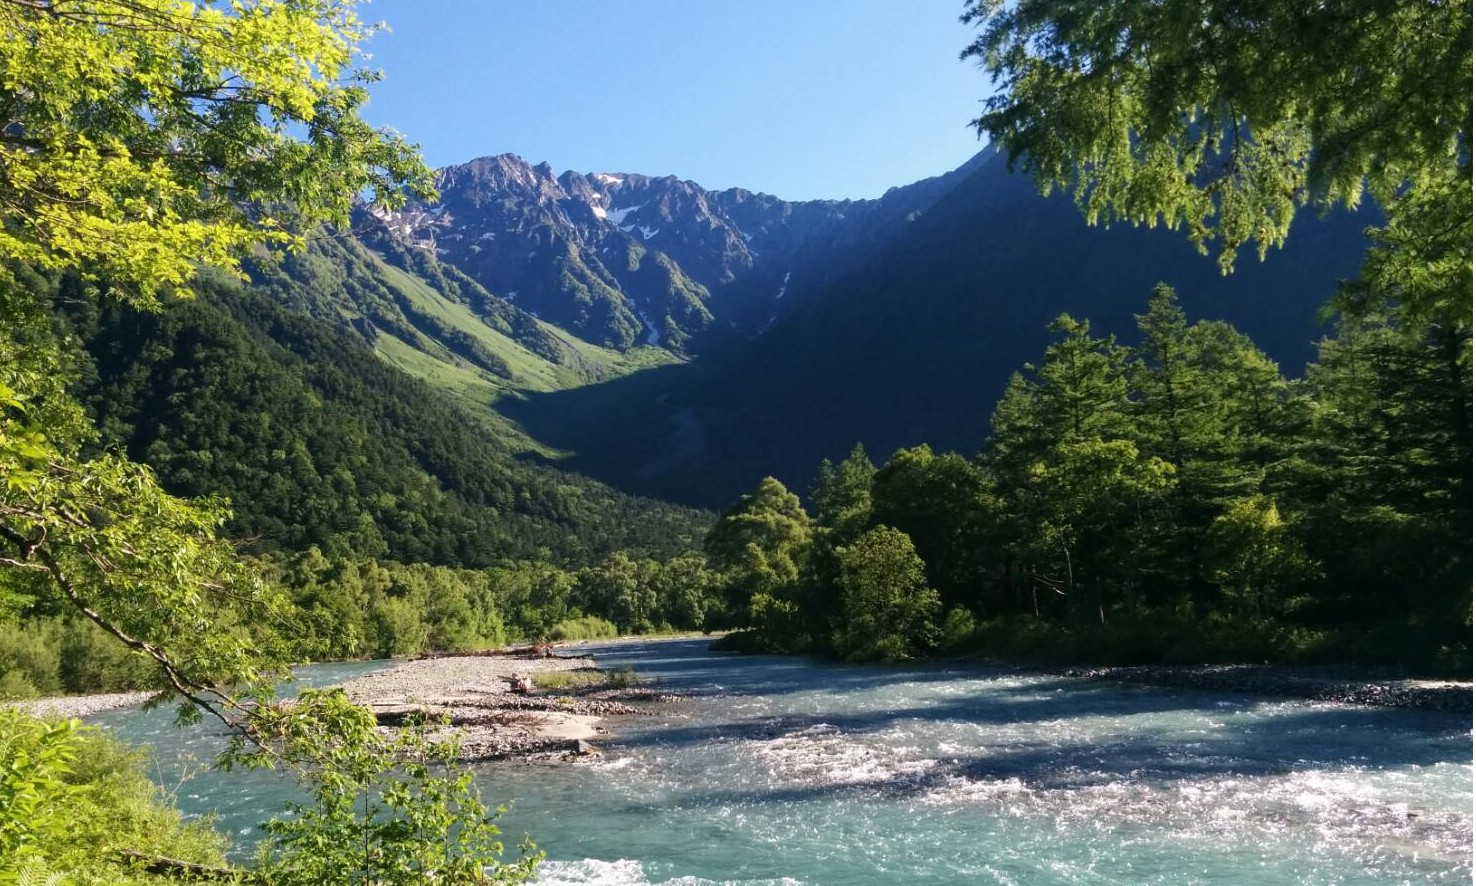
[115,850,250,882]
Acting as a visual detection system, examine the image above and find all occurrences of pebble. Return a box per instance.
[337,648,683,763]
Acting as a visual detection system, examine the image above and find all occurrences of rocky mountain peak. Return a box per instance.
[361,151,985,354]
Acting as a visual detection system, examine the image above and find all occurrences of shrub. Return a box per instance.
[58,620,159,694]
[0,618,160,699]
[0,621,63,698]
[0,710,229,884]
[547,616,618,642]
[938,607,981,653]
[244,689,541,885]
[532,666,640,692]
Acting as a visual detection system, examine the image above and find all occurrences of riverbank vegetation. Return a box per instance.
[709,288,1471,676]
[0,549,718,699]
[0,0,554,881]
[0,712,231,885]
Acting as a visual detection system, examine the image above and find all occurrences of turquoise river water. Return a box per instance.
[92,638,1472,885]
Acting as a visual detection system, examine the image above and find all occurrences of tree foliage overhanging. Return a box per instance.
[0,0,439,718]
[962,0,1472,332]
[0,2,548,882]
[0,0,433,303]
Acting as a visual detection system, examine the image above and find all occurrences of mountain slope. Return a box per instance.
[369,153,974,353]
[71,146,1370,538]
[498,151,1372,508]
[54,267,710,567]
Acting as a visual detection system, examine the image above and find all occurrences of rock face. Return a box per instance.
[366,152,973,353]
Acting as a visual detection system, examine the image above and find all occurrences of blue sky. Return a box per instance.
[358,1,992,200]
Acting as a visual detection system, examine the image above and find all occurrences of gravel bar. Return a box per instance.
[4,690,156,720]
[335,646,678,761]
[1061,664,1472,713]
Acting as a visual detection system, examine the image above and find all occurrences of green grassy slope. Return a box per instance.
[245,233,678,458]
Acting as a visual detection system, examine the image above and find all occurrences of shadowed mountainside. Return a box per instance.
[501,152,1371,508]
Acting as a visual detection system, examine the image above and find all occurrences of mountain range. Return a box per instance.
[66,146,1372,552]
[368,151,986,355]
[360,148,1369,507]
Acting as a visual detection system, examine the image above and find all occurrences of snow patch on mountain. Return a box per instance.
[606,204,644,225]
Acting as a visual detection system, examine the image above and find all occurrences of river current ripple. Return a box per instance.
[94,638,1471,885]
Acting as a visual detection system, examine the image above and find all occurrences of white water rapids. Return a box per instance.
[93,639,1471,885]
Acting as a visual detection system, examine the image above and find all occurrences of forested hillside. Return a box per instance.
[1,260,718,700]
[49,266,710,567]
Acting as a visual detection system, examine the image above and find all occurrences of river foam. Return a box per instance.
[90,639,1472,885]
[536,858,804,886]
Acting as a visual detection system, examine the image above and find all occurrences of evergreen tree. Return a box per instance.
[801,445,878,652]
[984,314,1169,621]
[1128,285,1302,609]
[1288,318,1472,659]
[812,445,876,540]
[1205,496,1314,620]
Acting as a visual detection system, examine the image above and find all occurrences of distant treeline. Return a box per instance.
[0,548,719,698]
[703,287,1471,676]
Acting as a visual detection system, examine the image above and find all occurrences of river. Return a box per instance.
[91,638,1472,885]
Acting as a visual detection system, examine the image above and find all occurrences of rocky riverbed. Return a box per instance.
[4,646,684,762]
[6,689,158,720]
[334,647,681,762]
[1061,663,1473,713]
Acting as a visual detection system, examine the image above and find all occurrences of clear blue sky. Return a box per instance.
[358,0,992,200]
